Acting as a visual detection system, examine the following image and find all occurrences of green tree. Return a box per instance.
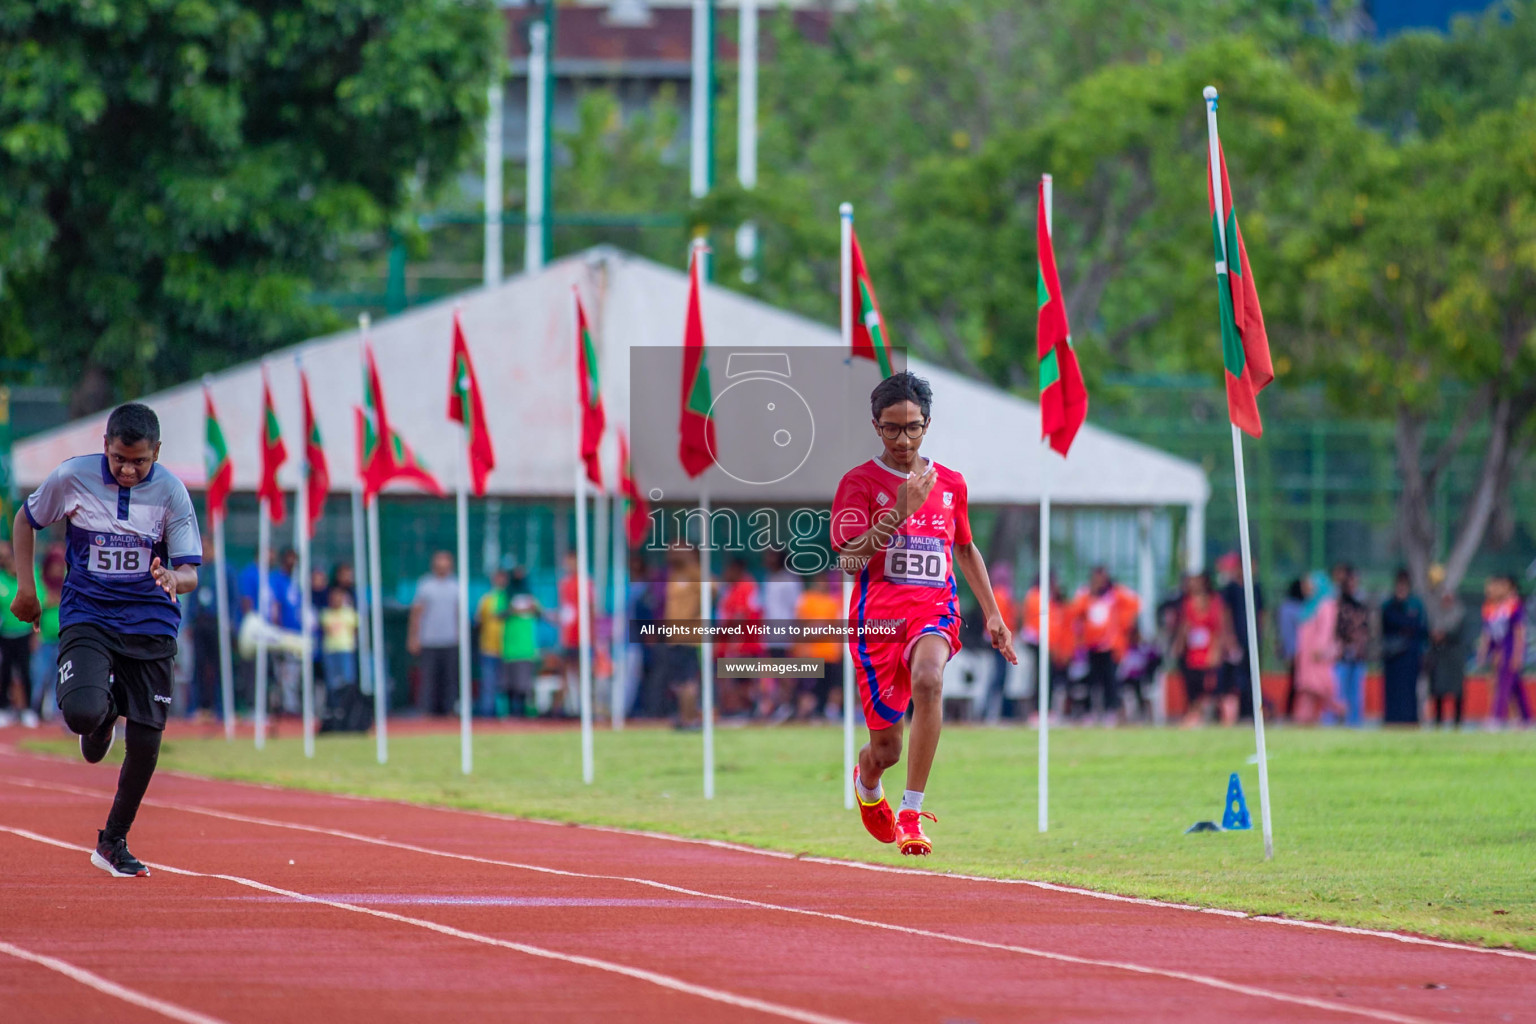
[1306,101,1536,609]
[0,0,499,413]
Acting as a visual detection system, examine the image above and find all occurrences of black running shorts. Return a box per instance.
[56,623,178,731]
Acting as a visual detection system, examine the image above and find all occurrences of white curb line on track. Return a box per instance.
[2,782,1447,1024]
[0,825,858,1024]
[7,750,1535,965]
[0,939,231,1024]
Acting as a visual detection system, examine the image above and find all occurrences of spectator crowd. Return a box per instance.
[0,533,1530,734]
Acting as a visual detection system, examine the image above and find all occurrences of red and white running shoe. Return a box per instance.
[896,809,937,856]
[853,766,897,844]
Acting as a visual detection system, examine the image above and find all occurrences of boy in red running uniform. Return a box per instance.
[831,372,1017,855]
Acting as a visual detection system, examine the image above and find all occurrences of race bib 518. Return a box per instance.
[89,534,151,577]
[886,535,947,589]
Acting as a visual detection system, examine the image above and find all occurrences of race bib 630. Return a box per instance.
[886,535,947,588]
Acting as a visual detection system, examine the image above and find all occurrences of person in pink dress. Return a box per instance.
[1292,571,1344,725]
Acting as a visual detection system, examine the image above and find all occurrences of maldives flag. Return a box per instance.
[617,428,650,547]
[678,244,716,478]
[258,370,288,525]
[1037,179,1088,456]
[300,368,330,538]
[1208,140,1274,437]
[359,343,443,499]
[849,229,894,378]
[203,386,233,524]
[447,309,496,496]
[574,290,606,489]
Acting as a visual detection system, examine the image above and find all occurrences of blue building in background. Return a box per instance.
[1366,0,1499,35]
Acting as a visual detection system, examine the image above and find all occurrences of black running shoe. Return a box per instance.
[91,831,149,877]
[80,716,117,764]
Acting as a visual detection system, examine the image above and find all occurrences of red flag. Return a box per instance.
[574,290,607,489]
[849,229,894,378]
[1037,179,1089,455]
[447,309,496,496]
[203,386,233,525]
[678,245,716,479]
[258,369,288,525]
[359,342,443,499]
[618,428,650,547]
[1208,140,1274,437]
[301,368,330,538]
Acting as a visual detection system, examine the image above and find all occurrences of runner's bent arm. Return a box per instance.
[834,464,939,571]
[9,509,40,626]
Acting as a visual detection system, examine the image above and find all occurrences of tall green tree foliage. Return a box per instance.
[0,0,499,412]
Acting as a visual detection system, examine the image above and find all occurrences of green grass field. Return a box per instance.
[27,723,1536,950]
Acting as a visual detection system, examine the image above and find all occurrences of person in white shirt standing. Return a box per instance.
[407,550,459,718]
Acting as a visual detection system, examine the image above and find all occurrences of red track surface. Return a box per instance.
[2,737,1533,1024]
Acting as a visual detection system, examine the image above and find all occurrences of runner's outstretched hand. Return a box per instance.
[149,557,178,598]
[987,615,1018,665]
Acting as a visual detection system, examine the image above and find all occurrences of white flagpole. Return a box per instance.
[213,513,235,741]
[700,489,715,800]
[483,78,504,288]
[611,492,627,731]
[255,490,271,751]
[1204,85,1274,861]
[839,201,856,811]
[368,493,387,764]
[456,435,472,776]
[573,290,595,784]
[351,483,373,698]
[295,359,315,759]
[524,21,548,273]
[1038,173,1054,834]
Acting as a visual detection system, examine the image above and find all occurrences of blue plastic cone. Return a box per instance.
[1222,772,1252,831]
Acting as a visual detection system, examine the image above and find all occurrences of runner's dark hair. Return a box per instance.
[105,403,160,446]
[870,371,932,421]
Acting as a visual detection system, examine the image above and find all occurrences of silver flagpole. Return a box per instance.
[1204,85,1274,860]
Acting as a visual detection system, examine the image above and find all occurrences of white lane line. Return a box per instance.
[0,825,858,1024]
[1,785,1446,1023]
[9,770,1536,968]
[4,747,1526,962]
[0,939,231,1024]
[75,753,1536,963]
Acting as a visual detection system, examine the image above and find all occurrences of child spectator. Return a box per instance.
[1174,571,1233,726]
[475,568,509,718]
[319,587,359,694]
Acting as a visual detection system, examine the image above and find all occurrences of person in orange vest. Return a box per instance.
[1022,575,1077,724]
[1069,566,1141,724]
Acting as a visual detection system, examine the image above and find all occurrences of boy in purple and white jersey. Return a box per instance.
[10,403,202,877]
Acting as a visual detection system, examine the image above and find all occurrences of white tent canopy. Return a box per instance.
[14,247,1207,525]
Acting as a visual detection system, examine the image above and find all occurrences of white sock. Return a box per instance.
[900,790,924,814]
[856,776,883,804]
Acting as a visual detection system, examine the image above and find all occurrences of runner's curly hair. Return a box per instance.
[870,371,932,421]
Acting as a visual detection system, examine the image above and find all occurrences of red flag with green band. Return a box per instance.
[574,291,606,489]
[678,245,716,479]
[258,370,288,524]
[849,229,893,378]
[1036,180,1088,456]
[618,428,650,546]
[203,386,233,524]
[447,309,496,496]
[359,342,443,499]
[301,368,329,538]
[1208,140,1274,437]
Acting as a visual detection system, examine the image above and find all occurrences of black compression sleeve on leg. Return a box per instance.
[103,721,162,842]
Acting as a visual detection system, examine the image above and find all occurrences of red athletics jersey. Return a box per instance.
[831,457,972,620]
